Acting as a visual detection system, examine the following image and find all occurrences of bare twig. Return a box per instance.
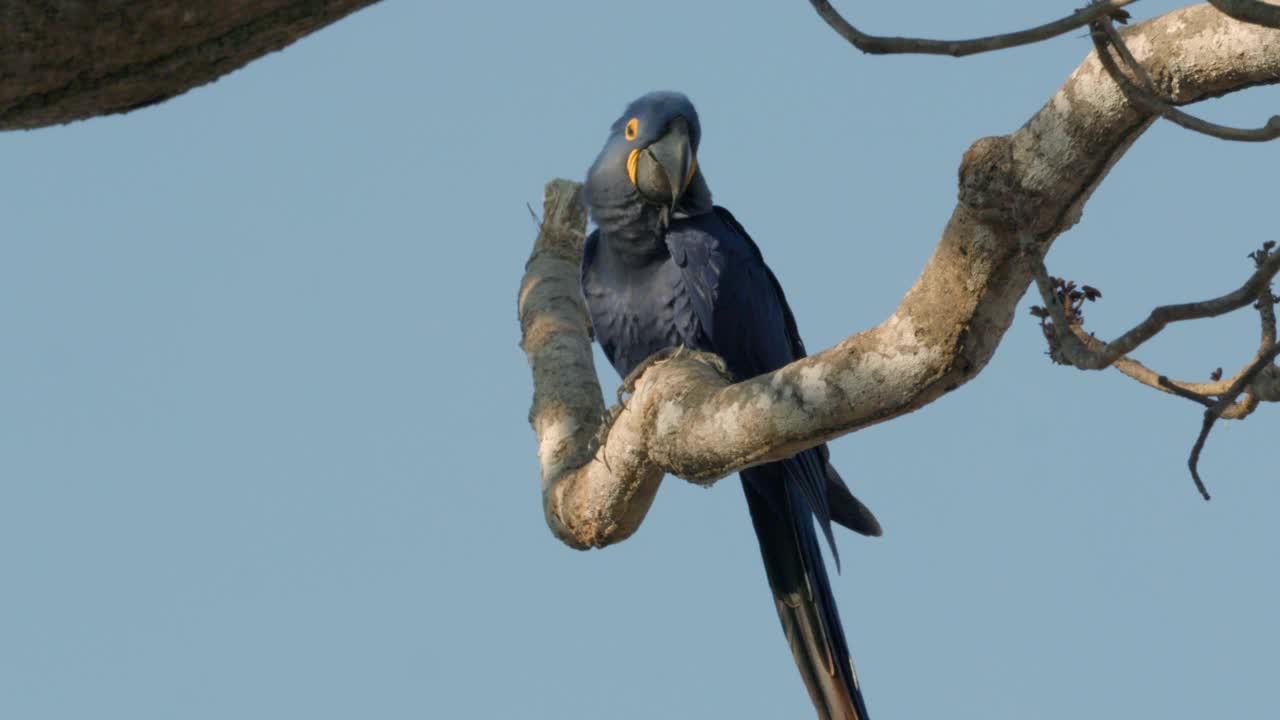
[1157,376,1215,407]
[1096,16,1154,88]
[1190,341,1280,499]
[1023,231,1280,370]
[1069,324,1269,401]
[1187,415,1216,500]
[1208,0,1280,29]
[1090,247,1280,403]
[808,0,1138,56]
[1092,18,1280,141]
[1026,233,1280,498]
[1051,337,1269,414]
[1251,243,1279,348]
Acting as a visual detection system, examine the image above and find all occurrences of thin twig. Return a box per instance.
[1208,0,1280,30]
[1254,254,1277,349]
[1190,341,1280,499]
[1096,16,1154,89]
[1106,350,1259,402]
[1102,246,1280,403]
[1188,414,1216,500]
[1065,320,1274,399]
[1026,235,1280,495]
[808,0,1139,57]
[1156,376,1215,407]
[1218,389,1262,420]
[1023,230,1280,370]
[1092,18,1280,142]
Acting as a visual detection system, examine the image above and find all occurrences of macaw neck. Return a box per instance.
[599,225,669,267]
[586,170,713,266]
[590,197,668,265]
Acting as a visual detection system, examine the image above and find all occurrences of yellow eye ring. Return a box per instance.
[624,117,639,141]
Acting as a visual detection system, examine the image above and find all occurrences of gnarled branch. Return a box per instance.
[520,5,1280,549]
[0,1,382,130]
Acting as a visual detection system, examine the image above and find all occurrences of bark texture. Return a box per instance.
[0,0,381,130]
[519,4,1280,549]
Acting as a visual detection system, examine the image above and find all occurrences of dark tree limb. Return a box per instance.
[1208,0,1280,29]
[1189,342,1280,499]
[0,1,383,130]
[808,0,1139,56]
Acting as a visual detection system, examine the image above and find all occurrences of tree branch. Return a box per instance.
[0,1,382,130]
[1092,17,1280,141]
[1208,0,1280,29]
[807,0,1139,57]
[521,5,1280,548]
[1026,227,1280,497]
[1189,341,1280,498]
[1075,254,1276,405]
[1023,233,1280,370]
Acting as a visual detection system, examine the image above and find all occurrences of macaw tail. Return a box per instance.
[742,453,871,720]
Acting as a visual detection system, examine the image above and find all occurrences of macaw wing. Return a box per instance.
[717,208,881,538]
[667,209,841,563]
[665,208,798,377]
[581,229,632,375]
[713,206,808,362]
[667,209,881,542]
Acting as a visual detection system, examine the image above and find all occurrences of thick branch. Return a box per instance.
[808,0,1139,56]
[1093,18,1280,141]
[521,5,1280,548]
[0,1,381,130]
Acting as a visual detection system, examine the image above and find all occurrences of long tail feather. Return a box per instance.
[743,454,870,720]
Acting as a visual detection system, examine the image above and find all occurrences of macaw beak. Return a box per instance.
[632,116,696,210]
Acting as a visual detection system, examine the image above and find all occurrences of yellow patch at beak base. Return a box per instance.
[626,149,697,194]
[626,148,640,187]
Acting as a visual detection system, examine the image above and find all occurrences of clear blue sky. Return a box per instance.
[2,2,1277,718]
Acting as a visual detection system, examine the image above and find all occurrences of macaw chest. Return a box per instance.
[585,257,704,377]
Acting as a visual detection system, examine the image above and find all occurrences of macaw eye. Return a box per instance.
[624,118,639,141]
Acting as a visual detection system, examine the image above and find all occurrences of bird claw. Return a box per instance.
[596,346,729,468]
[594,347,684,469]
[617,346,686,405]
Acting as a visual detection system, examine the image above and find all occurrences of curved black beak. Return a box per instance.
[634,116,694,210]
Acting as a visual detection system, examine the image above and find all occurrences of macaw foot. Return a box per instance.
[591,346,730,467]
[617,346,685,405]
[617,345,730,402]
[594,347,685,459]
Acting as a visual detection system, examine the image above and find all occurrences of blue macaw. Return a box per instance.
[580,91,881,719]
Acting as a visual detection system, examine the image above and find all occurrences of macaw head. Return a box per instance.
[584,91,713,228]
